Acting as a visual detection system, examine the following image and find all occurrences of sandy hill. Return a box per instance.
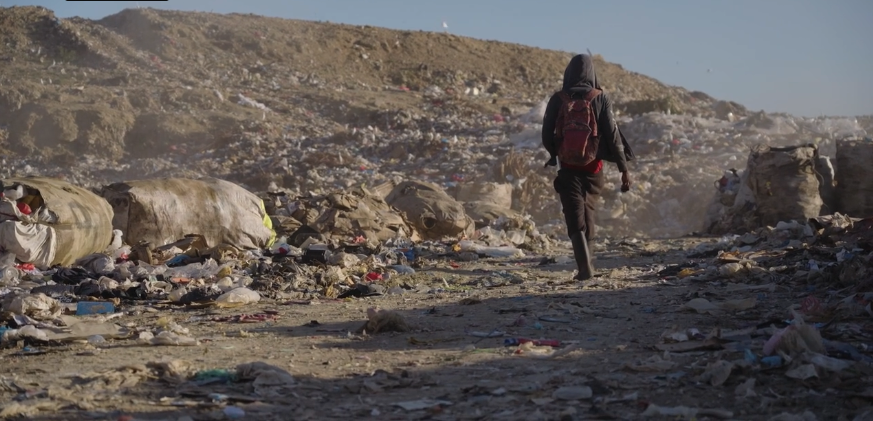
[0,6,740,164]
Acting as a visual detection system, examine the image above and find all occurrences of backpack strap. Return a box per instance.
[584,88,602,101]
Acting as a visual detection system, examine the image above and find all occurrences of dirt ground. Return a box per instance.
[1,238,866,421]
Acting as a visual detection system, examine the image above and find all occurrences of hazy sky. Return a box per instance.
[7,0,873,117]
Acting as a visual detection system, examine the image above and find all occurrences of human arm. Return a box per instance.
[597,93,631,190]
[541,94,562,166]
[596,93,628,173]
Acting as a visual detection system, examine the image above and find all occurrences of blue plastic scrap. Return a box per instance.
[76,301,115,316]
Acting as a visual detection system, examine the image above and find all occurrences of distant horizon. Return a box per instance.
[6,0,872,118]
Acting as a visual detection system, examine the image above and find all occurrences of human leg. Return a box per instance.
[554,170,595,281]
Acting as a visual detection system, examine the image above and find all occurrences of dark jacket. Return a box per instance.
[542,54,629,173]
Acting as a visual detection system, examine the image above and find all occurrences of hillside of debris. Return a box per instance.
[0,6,728,162]
[1,6,868,239]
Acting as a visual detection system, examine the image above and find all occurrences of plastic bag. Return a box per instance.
[146,331,199,346]
[458,240,524,258]
[215,287,260,308]
[164,260,221,280]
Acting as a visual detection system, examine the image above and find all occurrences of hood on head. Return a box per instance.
[562,54,600,92]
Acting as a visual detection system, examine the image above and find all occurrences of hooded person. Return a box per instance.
[542,54,632,281]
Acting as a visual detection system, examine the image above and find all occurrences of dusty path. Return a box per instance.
[0,239,866,420]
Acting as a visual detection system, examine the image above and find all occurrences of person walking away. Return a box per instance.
[542,54,632,281]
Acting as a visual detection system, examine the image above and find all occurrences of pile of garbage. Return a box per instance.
[637,212,873,413]
[3,106,868,241]
[2,6,867,240]
[706,136,873,235]
[0,174,541,324]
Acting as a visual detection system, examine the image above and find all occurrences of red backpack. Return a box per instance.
[555,89,601,168]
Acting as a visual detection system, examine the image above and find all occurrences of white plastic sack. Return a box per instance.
[215,287,261,308]
[0,221,57,269]
[1,178,114,267]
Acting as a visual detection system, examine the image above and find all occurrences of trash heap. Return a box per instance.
[3,105,867,241]
[3,7,868,240]
[0,193,535,346]
[0,173,542,327]
[635,213,873,418]
[706,136,873,235]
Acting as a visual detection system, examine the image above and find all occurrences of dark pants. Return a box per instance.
[553,169,605,241]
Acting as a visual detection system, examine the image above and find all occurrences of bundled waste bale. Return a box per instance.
[0,177,114,267]
[384,181,474,241]
[835,137,873,217]
[286,187,418,243]
[464,202,523,228]
[746,144,823,227]
[100,177,275,250]
[455,182,513,209]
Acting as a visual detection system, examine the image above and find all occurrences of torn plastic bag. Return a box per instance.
[100,177,276,250]
[0,220,56,269]
[1,292,62,320]
[0,177,114,268]
[75,253,115,275]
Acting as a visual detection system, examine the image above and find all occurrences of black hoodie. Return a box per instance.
[542,54,628,173]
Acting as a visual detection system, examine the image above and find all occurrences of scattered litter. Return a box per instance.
[552,386,592,401]
[683,297,756,314]
[76,301,115,315]
[641,404,733,419]
[768,411,818,421]
[515,343,580,359]
[699,360,733,386]
[359,308,410,334]
[625,356,676,372]
[734,378,757,398]
[785,364,818,381]
[394,399,453,411]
